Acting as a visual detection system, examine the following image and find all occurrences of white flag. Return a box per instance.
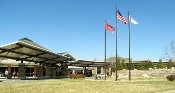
[129,15,138,24]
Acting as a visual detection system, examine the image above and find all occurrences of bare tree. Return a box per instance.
[165,41,175,61]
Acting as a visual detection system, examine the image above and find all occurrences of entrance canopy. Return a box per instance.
[69,60,110,67]
[0,38,74,64]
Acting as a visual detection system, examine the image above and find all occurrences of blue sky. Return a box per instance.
[0,0,175,61]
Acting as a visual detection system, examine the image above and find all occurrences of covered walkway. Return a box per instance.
[0,38,74,79]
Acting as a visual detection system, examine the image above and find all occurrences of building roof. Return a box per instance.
[68,60,110,67]
[0,38,74,64]
[0,59,36,66]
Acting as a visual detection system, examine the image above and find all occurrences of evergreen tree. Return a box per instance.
[148,60,154,69]
[121,59,127,69]
[117,62,123,70]
[157,59,165,69]
[108,57,123,71]
[136,64,144,70]
[144,61,149,70]
[116,58,123,70]
[128,63,134,70]
[107,56,117,72]
[111,65,116,72]
[167,59,174,69]
[144,60,154,70]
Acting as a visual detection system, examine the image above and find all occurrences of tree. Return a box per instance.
[144,60,154,70]
[167,59,174,69]
[107,56,123,71]
[128,63,135,70]
[157,59,165,69]
[144,62,149,70]
[136,64,144,70]
[116,58,123,70]
[107,56,116,72]
[111,65,116,72]
[165,41,175,62]
[106,57,116,62]
[121,59,127,69]
[148,60,154,69]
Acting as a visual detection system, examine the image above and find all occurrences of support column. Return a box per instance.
[109,67,112,76]
[45,63,52,76]
[34,65,37,78]
[7,65,12,79]
[18,63,26,79]
[82,69,85,74]
[101,67,104,74]
[73,70,75,74]
[61,63,68,76]
[92,67,97,75]
[37,65,43,78]
[84,67,87,76]
[51,67,56,78]
[95,67,97,75]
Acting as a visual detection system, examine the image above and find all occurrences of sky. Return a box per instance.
[0,0,175,61]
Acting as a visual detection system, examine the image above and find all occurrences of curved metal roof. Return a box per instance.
[68,60,110,67]
[0,38,74,64]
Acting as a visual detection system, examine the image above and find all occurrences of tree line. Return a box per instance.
[107,57,175,72]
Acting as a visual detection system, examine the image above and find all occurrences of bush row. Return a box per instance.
[69,74,85,79]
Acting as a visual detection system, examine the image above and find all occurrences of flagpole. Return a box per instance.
[128,11,131,81]
[104,20,107,81]
[115,4,118,81]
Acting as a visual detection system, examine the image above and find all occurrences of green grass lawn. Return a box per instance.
[0,78,175,93]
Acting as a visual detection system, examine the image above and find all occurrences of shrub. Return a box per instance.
[69,74,85,79]
[76,74,85,79]
[166,75,175,81]
[69,74,76,79]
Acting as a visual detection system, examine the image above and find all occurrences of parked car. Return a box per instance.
[96,73,105,79]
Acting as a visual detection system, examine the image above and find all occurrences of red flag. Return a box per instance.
[105,23,114,32]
